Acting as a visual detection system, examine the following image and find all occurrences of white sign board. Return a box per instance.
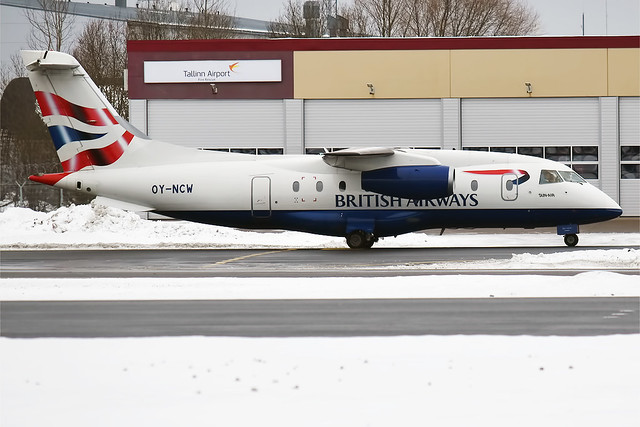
[144,60,282,83]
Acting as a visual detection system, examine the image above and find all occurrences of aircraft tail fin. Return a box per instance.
[21,50,142,173]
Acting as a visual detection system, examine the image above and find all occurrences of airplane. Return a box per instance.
[22,50,623,249]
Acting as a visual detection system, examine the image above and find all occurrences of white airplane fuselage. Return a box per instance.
[46,145,621,237]
[22,50,622,248]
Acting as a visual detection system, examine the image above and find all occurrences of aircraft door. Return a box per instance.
[251,176,271,217]
[501,173,518,201]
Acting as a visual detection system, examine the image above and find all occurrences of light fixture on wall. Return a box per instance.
[524,82,532,94]
[367,83,375,95]
[210,83,218,95]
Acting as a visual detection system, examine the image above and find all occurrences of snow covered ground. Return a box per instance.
[1,204,639,426]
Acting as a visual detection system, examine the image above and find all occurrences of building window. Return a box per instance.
[517,147,543,158]
[305,148,350,155]
[572,146,598,161]
[230,148,256,155]
[490,147,516,154]
[544,146,571,162]
[462,147,489,152]
[543,146,599,180]
[258,148,284,155]
[572,164,598,180]
[621,146,640,179]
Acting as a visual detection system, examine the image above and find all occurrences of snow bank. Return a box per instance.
[1,271,639,301]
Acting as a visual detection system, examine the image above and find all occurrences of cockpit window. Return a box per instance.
[539,169,563,184]
[558,170,586,183]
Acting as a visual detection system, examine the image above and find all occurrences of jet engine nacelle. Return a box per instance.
[361,165,454,200]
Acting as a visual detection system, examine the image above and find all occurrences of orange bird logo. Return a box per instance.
[229,62,239,72]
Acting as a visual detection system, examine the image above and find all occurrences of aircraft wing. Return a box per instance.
[323,147,440,171]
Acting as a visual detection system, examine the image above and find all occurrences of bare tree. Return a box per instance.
[24,0,76,51]
[277,0,538,38]
[188,0,235,39]
[354,0,406,37]
[426,0,538,37]
[129,0,235,40]
[73,20,129,119]
[129,0,189,40]
[270,0,359,38]
[0,53,27,97]
[338,3,372,36]
[0,77,63,209]
[403,0,430,36]
[269,0,308,37]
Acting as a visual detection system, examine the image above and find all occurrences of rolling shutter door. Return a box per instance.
[461,98,600,147]
[619,97,640,216]
[304,99,443,149]
[147,100,284,149]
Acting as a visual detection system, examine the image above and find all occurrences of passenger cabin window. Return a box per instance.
[316,181,323,192]
[339,181,347,191]
[539,170,563,184]
[292,181,300,192]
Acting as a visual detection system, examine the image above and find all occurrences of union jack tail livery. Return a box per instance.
[22,50,139,174]
[23,50,622,249]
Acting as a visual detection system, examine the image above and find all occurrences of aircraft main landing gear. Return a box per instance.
[563,233,579,247]
[346,230,377,249]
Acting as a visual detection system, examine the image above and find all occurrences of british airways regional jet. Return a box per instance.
[23,50,622,248]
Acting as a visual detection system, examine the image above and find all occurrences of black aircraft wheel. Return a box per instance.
[564,233,579,247]
[346,230,375,249]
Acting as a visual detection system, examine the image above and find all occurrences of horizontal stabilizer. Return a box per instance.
[23,50,81,72]
[29,172,72,186]
[94,196,153,212]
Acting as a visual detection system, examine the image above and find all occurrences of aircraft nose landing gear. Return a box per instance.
[563,233,579,247]
[557,224,580,247]
[346,230,377,249]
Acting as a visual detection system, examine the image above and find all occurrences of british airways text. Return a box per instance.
[335,193,479,208]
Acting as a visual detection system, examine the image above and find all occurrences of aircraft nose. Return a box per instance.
[598,190,623,220]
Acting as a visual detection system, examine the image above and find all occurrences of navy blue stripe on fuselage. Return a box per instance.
[154,208,623,238]
[48,125,107,150]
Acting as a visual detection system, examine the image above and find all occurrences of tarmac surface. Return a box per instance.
[2,245,638,278]
[2,297,638,338]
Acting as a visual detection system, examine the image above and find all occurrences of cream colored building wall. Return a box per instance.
[293,50,451,99]
[608,48,640,96]
[450,49,608,98]
[294,47,639,99]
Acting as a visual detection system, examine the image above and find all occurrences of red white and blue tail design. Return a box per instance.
[22,50,135,173]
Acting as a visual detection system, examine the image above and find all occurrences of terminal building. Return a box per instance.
[127,36,640,216]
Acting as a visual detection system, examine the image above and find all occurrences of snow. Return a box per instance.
[1,272,639,301]
[2,335,638,427]
[1,204,639,426]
